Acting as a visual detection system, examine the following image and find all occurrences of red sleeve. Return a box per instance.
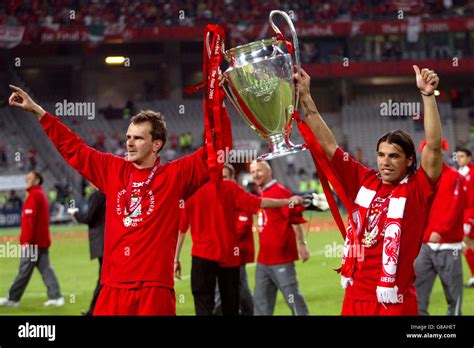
[289,205,306,225]
[236,212,253,238]
[465,167,474,221]
[20,192,35,245]
[331,147,374,202]
[231,182,261,214]
[175,147,210,201]
[412,165,437,211]
[40,113,126,193]
[179,207,189,233]
[276,184,306,225]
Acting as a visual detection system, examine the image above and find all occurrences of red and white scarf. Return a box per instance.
[341,173,409,302]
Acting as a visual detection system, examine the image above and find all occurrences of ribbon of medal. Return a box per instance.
[122,161,159,227]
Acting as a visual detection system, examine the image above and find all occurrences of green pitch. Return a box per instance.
[0,212,473,316]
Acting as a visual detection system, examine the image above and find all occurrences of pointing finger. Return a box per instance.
[9,84,25,94]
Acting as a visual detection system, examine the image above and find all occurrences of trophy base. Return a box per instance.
[257,135,306,161]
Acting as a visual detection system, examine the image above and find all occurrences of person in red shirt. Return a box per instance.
[175,163,303,315]
[457,147,474,287]
[250,160,310,316]
[7,85,228,315]
[0,171,64,308]
[294,65,443,315]
[213,169,259,316]
[414,141,466,315]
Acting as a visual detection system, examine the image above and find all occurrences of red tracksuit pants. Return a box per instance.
[341,293,418,316]
[93,285,176,316]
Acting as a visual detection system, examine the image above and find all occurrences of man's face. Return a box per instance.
[457,151,471,167]
[25,172,38,189]
[250,161,272,187]
[377,142,413,184]
[222,167,232,181]
[126,122,162,166]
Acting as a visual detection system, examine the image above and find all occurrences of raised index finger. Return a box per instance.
[9,84,25,94]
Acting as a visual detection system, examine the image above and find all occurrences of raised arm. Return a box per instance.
[413,65,443,183]
[8,85,124,192]
[261,195,303,209]
[294,69,338,160]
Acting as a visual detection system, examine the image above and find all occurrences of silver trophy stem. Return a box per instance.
[258,133,306,161]
[269,10,301,108]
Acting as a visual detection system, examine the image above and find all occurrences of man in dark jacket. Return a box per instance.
[70,184,105,315]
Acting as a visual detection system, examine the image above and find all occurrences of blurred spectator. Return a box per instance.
[6,190,22,210]
[309,172,322,194]
[298,172,310,193]
[301,42,319,64]
[0,191,7,208]
[48,188,57,205]
[92,132,106,152]
[123,100,136,120]
[28,146,37,171]
[168,133,178,150]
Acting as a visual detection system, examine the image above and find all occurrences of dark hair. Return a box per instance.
[456,146,472,157]
[376,130,417,175]
[223,163,235,178]
[131,110,167,151]
[30,170,43,185]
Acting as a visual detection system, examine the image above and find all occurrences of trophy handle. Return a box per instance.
[205,31,225,58]
[269,10,301,108]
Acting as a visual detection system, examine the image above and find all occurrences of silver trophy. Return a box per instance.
[220,10,305,160]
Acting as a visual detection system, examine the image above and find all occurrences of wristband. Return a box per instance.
[420,90,434,96]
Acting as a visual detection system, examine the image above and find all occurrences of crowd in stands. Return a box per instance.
[1,0,472,30]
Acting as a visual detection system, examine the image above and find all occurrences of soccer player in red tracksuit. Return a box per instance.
[0,171,64,307]
[457,148,474,287]
[250,160,311,316]
[175,163,303,315]
[414,158,466,315]
[212,169,258,316]
[294,65,443,315]
[7,85,230,316]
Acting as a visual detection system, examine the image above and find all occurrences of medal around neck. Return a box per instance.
[123,216,133,227]
[218,10,306,160]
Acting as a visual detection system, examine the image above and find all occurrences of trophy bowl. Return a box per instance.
[221,11,306,160]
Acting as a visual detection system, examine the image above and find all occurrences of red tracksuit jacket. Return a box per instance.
[40,112,213,289]
[423,163,466,243]
[180,180,261,267]
[463,163,474,235]
[20,185,51,248]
